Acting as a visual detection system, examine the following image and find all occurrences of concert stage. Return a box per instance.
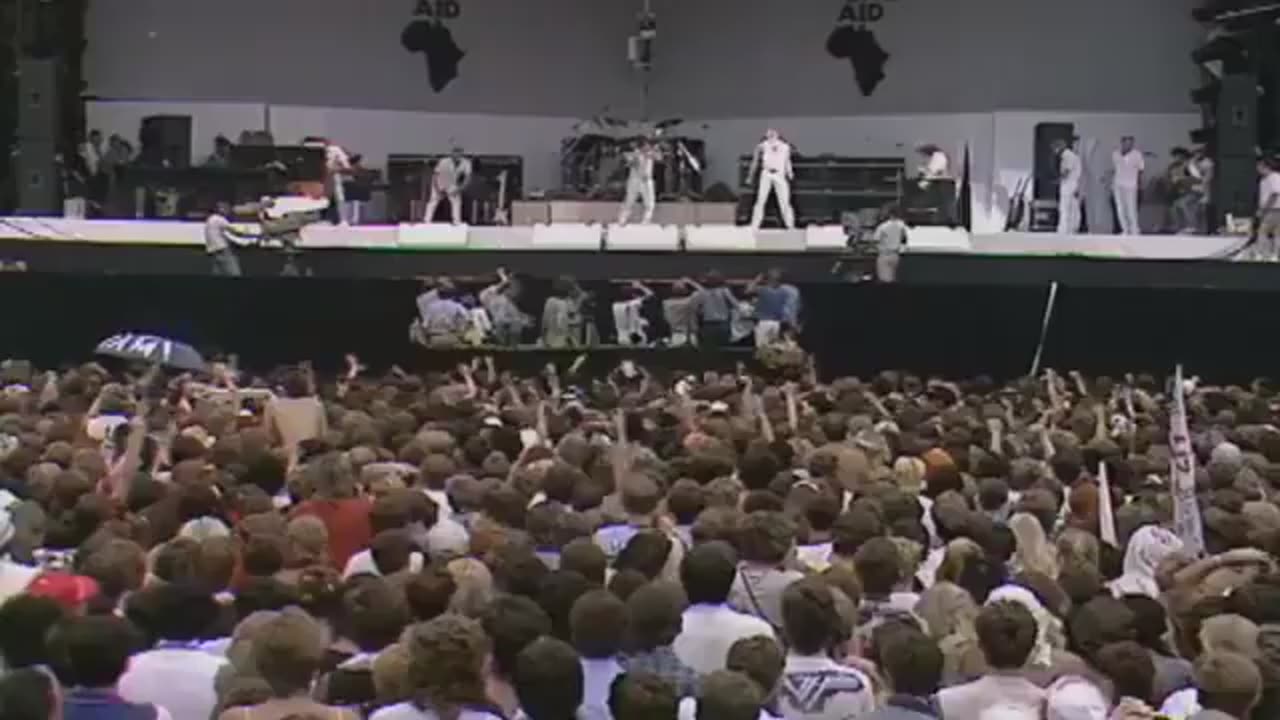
[0,217,1261,288]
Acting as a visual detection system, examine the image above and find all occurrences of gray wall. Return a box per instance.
[647,0,1203,118]
[84,0,643,116]
[86,0,1201,118]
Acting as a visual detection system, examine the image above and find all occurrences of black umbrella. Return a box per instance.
[94,333,206,372]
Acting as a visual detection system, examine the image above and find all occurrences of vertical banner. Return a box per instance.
[1170,365,1205,555]
[1097,461,1117,547]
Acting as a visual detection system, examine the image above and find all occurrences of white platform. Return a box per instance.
[0,217,1248,261]
[605,224,681,251]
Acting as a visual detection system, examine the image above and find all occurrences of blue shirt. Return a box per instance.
[755,286,791,322]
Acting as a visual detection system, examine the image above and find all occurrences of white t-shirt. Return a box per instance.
[1259,171,1280,210]
[118,647,228,720]
[342,548,425,579]
[1059,149,1082,188]
[1112,149,1145,188]
[758,139,792,175]
[326,144,351,172]
[673,603,776,674]
[627,149,656,182]
[924,151,949,178]
[203,214,234,254]
[777,654,875,720]
[434,156,473,192]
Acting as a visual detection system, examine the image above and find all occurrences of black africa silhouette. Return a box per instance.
[826,25,889,97]
[402,18,466,92]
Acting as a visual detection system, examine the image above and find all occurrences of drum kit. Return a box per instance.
[560,114,706,199]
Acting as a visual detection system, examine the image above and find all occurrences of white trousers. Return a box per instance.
[754,319,782,347]
[1112,184,1140,235]
[426,189,463,224]
[1057,184,1081,234]
[618,177,655,225]
[751,171,795,229]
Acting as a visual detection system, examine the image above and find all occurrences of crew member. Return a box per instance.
[425,146,473,225]
[1054,138,1083,233]
[1110,135,1145,235]
[872,204,909,283]
[748,128,796,230]
[1255,157,1280,261]
[617,138,660,225]
[324,139,352,225]
[204,201,252,277]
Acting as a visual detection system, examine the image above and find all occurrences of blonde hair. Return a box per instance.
[892,457,927,495]
[445,557,494,617]
[1010,513,1059,580]
[1200,614,1260,658]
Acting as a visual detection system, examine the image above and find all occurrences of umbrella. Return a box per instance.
[94,333,206,372]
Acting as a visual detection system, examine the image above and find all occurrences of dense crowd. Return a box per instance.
[0,356,1276,720]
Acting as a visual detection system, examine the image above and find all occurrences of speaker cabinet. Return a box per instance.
[14,140,59,214]
[16,59,59,142]
[1033,122,1076,201]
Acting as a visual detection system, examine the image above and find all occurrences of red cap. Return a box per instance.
[27,572,100,610]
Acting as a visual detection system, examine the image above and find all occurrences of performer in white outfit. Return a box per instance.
[916,144,949,188]
[749,128,796,230]
[324,140,352,225]
[1110,135,1145,235]
[1054,138,1083,233]
[618,138,660,225]
[424,147,472,225]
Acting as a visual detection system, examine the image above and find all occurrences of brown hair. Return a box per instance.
[407,614,492,717]
[253,609,327,696]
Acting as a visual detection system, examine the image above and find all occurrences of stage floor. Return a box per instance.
[0,217,1267,289]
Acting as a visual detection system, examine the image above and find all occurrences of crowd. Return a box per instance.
[411,269,802,350]
[0,355,1275,720]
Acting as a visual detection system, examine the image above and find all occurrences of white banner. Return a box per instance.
[1170,365,1205,555]
[1098,461,1117,547]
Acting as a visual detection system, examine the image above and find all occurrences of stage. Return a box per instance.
[0,217,1263,288]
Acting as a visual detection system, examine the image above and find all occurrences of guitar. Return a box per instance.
[493,170,510,225]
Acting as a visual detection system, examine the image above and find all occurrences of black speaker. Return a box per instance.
[1033,122,1076,201]
[139,115,193,168]
[14,140,59,214]
[1216,74,1258,157]
[1214,153,1258,220]
[16,58,59,142]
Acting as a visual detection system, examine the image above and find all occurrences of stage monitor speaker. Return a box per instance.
[1214,153,1258,222]
[14,139,59,214]
[1033,122,1075,201]
[139,115,193,169]
[1215,74,1258,157]
[16,59,59,142]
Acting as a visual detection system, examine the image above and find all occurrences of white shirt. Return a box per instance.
[203,214,236,254]
[1059,149,1082,187]
[758,139,793,175]
[937,674,1046,720]
[0,559,39,604]
[794,542,833,572]
[627,149,656,182]
[326,144,351,172]
[1159,687,1200,718]
[1260,171,1280,210]
[342,548,425,579]
[673,603,776,675]
[1112,149,1145,188]
[81,142,102,176]
[580,657,624,720]
[434,156,472,192]
[777,654,875,720]
[118,646,229,720]
[372,703,502,720]
[679,697,780,720]
[923,151,949,179]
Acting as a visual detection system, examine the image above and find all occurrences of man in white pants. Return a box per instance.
[1054,138,1083,234]
[325,140,352,225]
[425,146,472,224]
[749,128,796,230]
[617,138,660,225]
[1110,135,1145,235]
